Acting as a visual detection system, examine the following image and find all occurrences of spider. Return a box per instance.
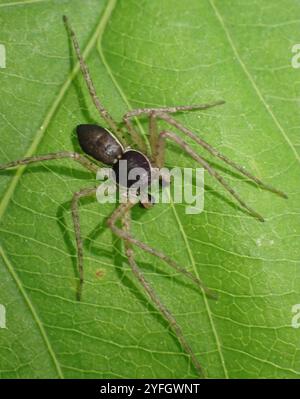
[0,16,287,378]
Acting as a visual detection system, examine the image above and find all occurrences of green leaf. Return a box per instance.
[0,0,299,378]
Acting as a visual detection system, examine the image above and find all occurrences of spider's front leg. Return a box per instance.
[124,108,287,220]
[155,129,266,221]
[156,112,287,200]
[107,202,216,298]
[123,101,225,158]
[116,205,205,378]
[123,107,287,200]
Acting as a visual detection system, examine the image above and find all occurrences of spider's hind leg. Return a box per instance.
[71,186,97,301]
[63,15,119,133]
[0,151,98,173]
[0,151,100,300]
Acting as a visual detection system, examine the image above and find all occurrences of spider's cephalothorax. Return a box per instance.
[112,149,152,189]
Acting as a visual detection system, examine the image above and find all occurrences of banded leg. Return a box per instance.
[123,100,225,156]
[107,202,216,298]
[63,16,118,133]
[123,100,225,121]
[157,112,287,199]
[0,151,98,174]
[123,108,287,200]
[71,186,97,300]
[121,209,204,377]
[0,152,99,299]
[156,130,265,221]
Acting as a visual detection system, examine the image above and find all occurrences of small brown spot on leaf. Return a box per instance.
[95,269,105,279]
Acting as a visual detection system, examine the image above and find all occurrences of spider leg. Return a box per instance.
[123,100,225,121]
[149,113,158,161]
[122,113,149,155]
[156,130,265,221]
[122,107,287,199]
[63,16,118,133]
[0,151,98,174]
[107,202,216,297]
[123,101,225,156]
[71,186,97,300]
[120,207,204,378]
[157,112,288,199]
[0,152,99,299]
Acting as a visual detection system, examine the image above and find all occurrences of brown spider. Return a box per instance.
[0,16,287,378]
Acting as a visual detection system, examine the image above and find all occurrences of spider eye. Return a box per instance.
[76,124,123,165]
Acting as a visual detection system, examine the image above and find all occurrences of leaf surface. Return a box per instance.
[0,0,299,378]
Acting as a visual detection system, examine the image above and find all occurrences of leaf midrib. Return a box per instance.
[0,0,115,220]
[0,0,116,378]
[0,0,229,376]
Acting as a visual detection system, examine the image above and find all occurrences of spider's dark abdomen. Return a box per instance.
[76,124,123,165]
[112,150,152,188]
